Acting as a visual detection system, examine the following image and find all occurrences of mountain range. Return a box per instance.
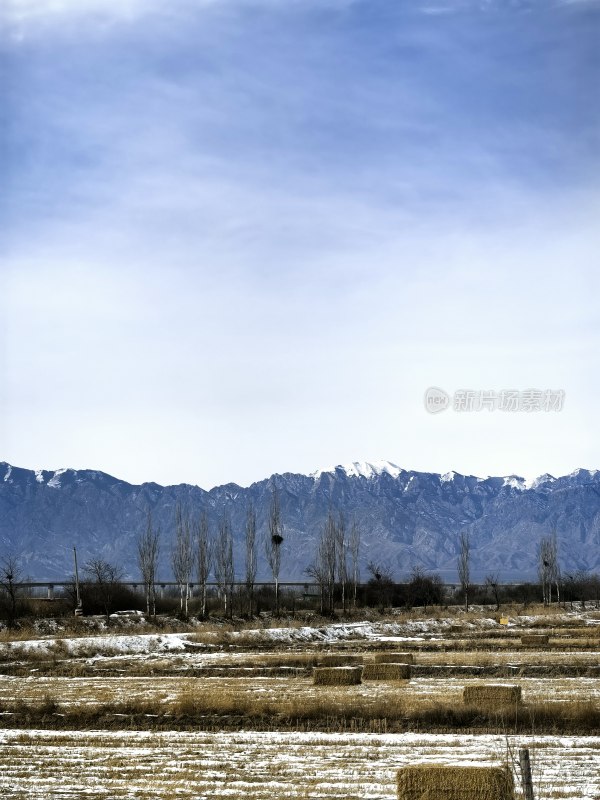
[1,460,600,583]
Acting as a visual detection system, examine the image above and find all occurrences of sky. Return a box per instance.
[1,0,599,489]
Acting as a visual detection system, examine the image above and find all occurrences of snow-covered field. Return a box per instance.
[1,673,599,710]
[1,611,599,798]
[1,729,599,799]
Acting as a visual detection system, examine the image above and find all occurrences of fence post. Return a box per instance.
[519,748,535,800]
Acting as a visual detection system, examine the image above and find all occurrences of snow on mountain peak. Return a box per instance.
[47,468,68,489]
[35,470,45,484]
[527,473,556,490]
[502,475,527,490]
[3,465,12,483]
[440,470,459,483]
[567,467,599,481]
[311,460,404,480]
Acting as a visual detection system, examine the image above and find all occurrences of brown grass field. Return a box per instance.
[1,606,600,797]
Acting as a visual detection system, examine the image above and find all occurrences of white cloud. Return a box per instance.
[5,0,152,23]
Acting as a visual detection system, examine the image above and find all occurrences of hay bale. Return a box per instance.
[362,663,411,681]
[521,634,549,646]
[373,652,414,664]
[397,765,514,800]
[312,666,363,686]
[317,654,363,667]
[463,683,522,708]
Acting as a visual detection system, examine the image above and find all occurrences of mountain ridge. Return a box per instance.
[1,460,600,583]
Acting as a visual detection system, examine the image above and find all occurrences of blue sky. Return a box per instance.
[2,0,599,488]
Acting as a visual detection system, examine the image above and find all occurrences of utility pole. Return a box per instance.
[73,546,82,616]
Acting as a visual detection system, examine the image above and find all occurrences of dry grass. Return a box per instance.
[1,608,599,739]
[2,675,599,735]
[521,634,550,646]
[397,764,514,800]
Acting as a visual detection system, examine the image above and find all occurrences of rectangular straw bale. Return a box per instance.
[521,634,549,646]
[362,663,411,681]
[373,652,414,664]
[397,765,514,800]
[463,683,521,708]
[317,654,364,667]
[312,666,363,685]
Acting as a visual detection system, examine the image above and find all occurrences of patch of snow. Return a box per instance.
[440,470,459,483]
[502,475,527,490]
[109,610,144,619]
[35,470,45,484]
[0,631,194,658]
[311,461,404,480]
[47,468,67,489]
[3,466,11,482]
[527,473,557,490]
[568,467,600,481]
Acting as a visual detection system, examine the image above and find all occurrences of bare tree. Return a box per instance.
[539,532,560,606]
[322,509,337,615]
[538,537,551,605]
[335,511,348,614]
[367,560,393,611]
[485,572,501,611]
[137,511,160,617]
[196,511,212,618]
[306,518,335,616]
[215,512,235,617]
[172,504,194,618]
[0,555,23,626]
[84,559,124,623]
[265,485,284,614]
[305,553,326,616]
[550,530,561,605]
[245,501,257,617]
[457,530,470,612]
[349,517,361,609]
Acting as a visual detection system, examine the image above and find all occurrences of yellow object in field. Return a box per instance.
[499,617,509,625]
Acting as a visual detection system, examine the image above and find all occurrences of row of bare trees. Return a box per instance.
[135,487,284,619]
[457,529,566,611]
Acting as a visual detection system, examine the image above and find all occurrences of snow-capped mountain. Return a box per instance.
[1,460,600,582]
[310,461,405,480]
